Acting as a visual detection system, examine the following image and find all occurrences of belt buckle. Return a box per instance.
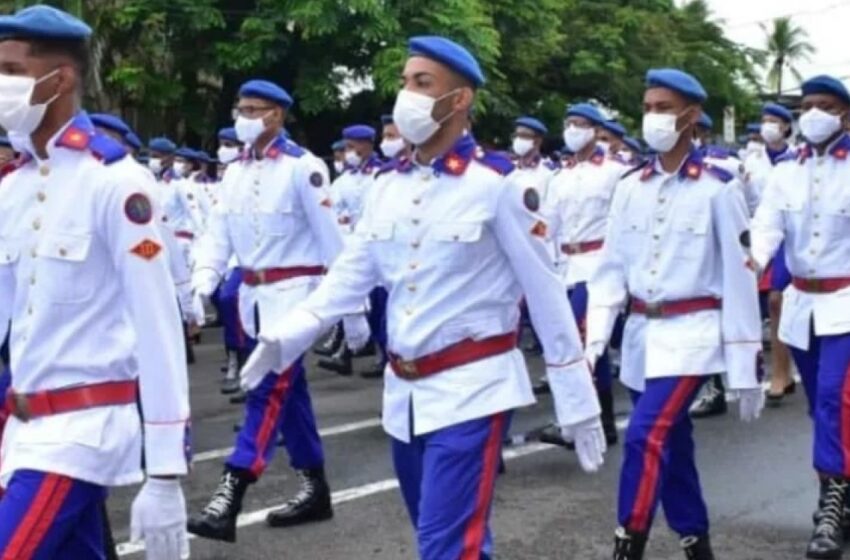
[256,270,266,285]
[9,392,31,422]
[397,360,419,379]
[807,278,823,292]
[644,302,663,318]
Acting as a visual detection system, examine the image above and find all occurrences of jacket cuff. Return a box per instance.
[546,359,601,426]
[724,341,763,390]
[144,420,190,477]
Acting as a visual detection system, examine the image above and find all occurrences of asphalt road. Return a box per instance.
[109,330,820,560]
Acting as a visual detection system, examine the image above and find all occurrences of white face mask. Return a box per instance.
[0,68,60,136]
[512,137,535,157]
[217,145,240,164]
[344,149,362,167]
[333,160,345,174]
[380,137,406,159]
[234,114,269,144]
[642,112,682,153]
[562,125,595,153]
[174,161,191,178]
[760,122,785,144]
[799,107,842,144]
[597,140,611,154]
[392,88,459,145]
[618,150,633,162]
[148,157,163,174]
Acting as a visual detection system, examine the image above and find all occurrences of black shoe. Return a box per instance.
[599,387,619,445]
[532,378,551,395]
[187,469,252,543]
[681,534,715,560]
[766,380,796,407]
[229,391,247,405]
[689,380,727,419]
[317,345,353,376]
[221,377,241,395]
[613,527,648,560]
[539,423,572,448]
[220,352,241,394]
[266,468,334,528]
[314,324,342,357]
[360,360,386,379]
[807,478,848,559]
[352,340,376,358]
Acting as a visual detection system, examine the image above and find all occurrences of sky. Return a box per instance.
[702,0,850,92]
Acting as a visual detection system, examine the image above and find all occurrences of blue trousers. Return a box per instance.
[392,412,511,560]
[226,307,324,478]
[0,470,107,559]
[788,329,850,477]
[368,287,388,364]
[211,268,247,353]
[569,282,612,390]
[618,377,709,536]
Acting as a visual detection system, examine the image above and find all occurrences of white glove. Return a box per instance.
[342,314,371,353]
[191,268,219,299]
[240,308,324,392]
[734,388,765,422]
[130,478,189,560]
[584,341,605,373]
[561,416,606,473]
[191,292,206,327]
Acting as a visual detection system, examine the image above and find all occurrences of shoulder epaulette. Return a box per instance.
[280,141,306,158]
[89,132,127,165]
[620,159,649,180]
[474,149,515,176]
[703,162,734,183]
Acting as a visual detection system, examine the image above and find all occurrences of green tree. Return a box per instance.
[760,16,815,97]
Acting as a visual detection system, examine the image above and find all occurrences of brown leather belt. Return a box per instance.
[175,231,194,240]
[630,296,721,319]
[6,380,138,422]
[792,276,850,294]
[242,266,325,287]
[560,239,605,255]
[389,332,518,380]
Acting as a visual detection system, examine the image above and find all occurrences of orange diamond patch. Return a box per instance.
[530,220,548,238]
[130,238,162,261]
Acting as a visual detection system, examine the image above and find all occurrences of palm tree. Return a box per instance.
[760,17,816,97]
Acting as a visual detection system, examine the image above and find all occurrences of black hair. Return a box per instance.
[26,36,89,89]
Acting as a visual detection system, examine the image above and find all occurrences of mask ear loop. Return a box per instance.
[433,88,463,126]
[33,68,63,107]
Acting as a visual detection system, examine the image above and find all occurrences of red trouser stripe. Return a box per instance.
[460,413,506,560]
[629,377,701,532]
[841,361,850,477]
[3,474,73,560]
[249,368,294,477]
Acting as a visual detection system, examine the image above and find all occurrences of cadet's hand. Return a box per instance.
[130,478,190,559]
[240,339,278,392]
[561,416,606,473]
[342,315,371,353]
[735,388,765,422]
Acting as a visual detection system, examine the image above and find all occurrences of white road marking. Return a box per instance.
[192,417,383,463]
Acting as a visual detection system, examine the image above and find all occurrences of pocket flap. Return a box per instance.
[430,222,483,243]
[365,221,395,241]
[38,233,92,262]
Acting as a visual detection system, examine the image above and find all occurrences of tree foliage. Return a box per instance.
[759,16,816,97]
[1,0,763,152]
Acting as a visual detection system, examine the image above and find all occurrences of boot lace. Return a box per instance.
[203,471,239,518]
[281,470,316,510]
[815,479,848,539]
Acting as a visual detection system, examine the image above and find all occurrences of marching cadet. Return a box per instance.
[752,75,850,559]
[540,102,627,446]
[217,126,242,173]
[745,103,797,407]
[0,6,191,559]
[319,124,378,377]
[621,136,644,166]
[237,35,605,560]
[598,118,627,157]
[380,113,411,161]
[587,68,764,559]
[188,79,342,541]
[330,139,346,178]
[148,136,177,183]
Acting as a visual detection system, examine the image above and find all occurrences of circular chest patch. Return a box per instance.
[310,172,324,187]
[124,193,153,225]
[739,230,751,248]
[523,187,540,212]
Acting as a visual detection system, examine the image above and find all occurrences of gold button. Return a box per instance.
[409,262,418,270]
[406,308,413,316]
[452,235,459,241]
[814,232,820,237]
[421,174,430,182]
[653,234,660,240]
[37,192,46,202]
[27,306,33,315]
[809,269,816,274]
[818,159,825,166]
[39,165,49,176]
[408,284,416,292]
[413,198,421,205]
[658,197,666,203]
[412,219,420,225]
[29,276,35,286]
[657,218,664,223]
[32,219,41,230]
[254,179,260,185]
[411,241,420,249]
[58,247,67,257]
[814,213,820,219]
[654,253,660,259]
[650,270,657,275]
[811,250,816,255]
[30,248,36,258]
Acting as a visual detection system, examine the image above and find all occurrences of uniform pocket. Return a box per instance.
[36,232,98,304]
[428,221,485,272]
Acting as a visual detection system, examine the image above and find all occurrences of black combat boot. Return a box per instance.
[532,377,551,395]
[813,478,850,536]
[613,527,648,560]
[599,386,619,445]
[266,468,334,527]
[360,359,386,379]
[187,468,252,543]
[680,534,715,560]
[317,344,353,376]
[689,375,727,418]
[807,477,848,559]
[314,323,343,357]
[220,351,241,395]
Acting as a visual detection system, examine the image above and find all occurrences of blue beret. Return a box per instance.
[331,140,345,151]
[381,114,394,125]
[238,79,294,109]
[148,137,176,154]
[697,112,713,129]
[342,125,376,141]
[0,5,91,41]
[195,150,212,163]
[514,116,548,136]
[802,75,850,106]
[762,102,793,123]
[125,132,142,151]
[746,123,762,134]
[623,136,643,153]
[0,135,10,148]
[90,113,131,137]
[565,103,605,125]
[601,119,626,137]
[645,68,707,103]
[408,35,485,87]
[174,147,196,160]
[218,127,239,143]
